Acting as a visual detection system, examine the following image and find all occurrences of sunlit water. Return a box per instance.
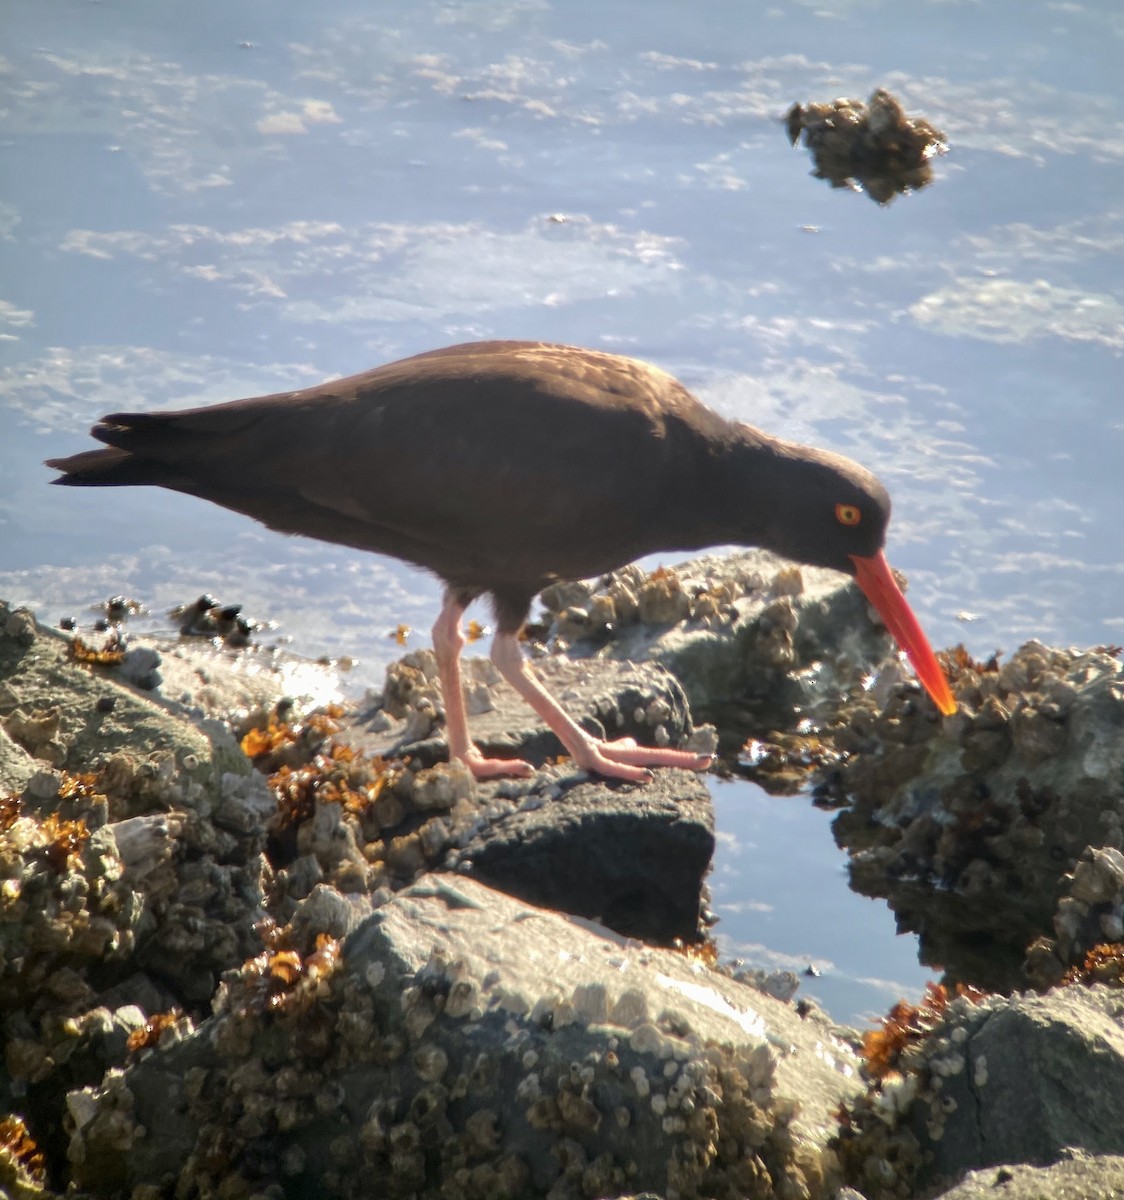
[2,0,1120,1024]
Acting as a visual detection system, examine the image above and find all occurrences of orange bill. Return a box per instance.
[850,550,957,716]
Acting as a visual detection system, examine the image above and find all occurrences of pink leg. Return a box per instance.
[490,632,713,783]
[432,594,534,780]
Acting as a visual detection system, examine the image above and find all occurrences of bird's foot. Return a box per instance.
[458,749,536,780]
[567,737,713,783]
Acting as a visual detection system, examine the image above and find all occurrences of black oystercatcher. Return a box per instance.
[47,340,956,781]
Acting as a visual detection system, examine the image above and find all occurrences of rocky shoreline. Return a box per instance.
[2,549,1124,1199]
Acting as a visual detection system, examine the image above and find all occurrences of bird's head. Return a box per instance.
[757,440,956,716]
[756,442,890,573]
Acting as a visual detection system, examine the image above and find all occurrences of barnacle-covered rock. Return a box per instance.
[72,876,864,1198]
[836,983,1124,1199]
[0,604,224,813]
[833,642,1124,991]
[1024,846,1124,989]
[539,550,902,738]
[348,647,705,777]
[786,88,948,204]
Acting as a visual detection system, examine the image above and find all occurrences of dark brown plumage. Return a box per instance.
[47,340,954,780]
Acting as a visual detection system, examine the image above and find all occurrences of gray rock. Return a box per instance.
[1025,845,1124,989]
[545,549,900,729]
[839,985,1124,1198]
[213,768,275,839]
[117,645,163,690]
[930,1153,1124,1200]
[456,767,714,943]
[925,988,1124,1179]
[348,654,704,770]
[0,721,36,795]
[289,882,381,943]
[68,876,865,1198]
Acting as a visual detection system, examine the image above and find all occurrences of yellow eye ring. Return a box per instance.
[835,503,862,527]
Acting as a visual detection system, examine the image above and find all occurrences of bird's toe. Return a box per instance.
[460,751,536,780]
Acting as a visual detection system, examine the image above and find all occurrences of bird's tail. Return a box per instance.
[46,410,221,488]
[46,447,156,487]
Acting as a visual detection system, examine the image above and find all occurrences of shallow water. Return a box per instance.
[2,0,1121,1024]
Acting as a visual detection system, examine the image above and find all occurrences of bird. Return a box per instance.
[47,340,956,782]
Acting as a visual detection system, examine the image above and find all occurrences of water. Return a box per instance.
[2,0,1120,1025]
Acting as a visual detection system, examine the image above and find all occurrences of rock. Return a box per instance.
[927,988,1124,1176]
[929,1153,1124,1200]
[288,883,380,944]
[0,602,229,810]
[833,642,1124,991]
[541,550,904,736]
[349,653,705,771]
[0,724,37,796]
[212,770,276,841]
[116,646,162,691]
[1024,846,1124,989]
[69,876,864,1199]
[837,984,1124,1198]
[456,768,714,943]
[785,88,947,204]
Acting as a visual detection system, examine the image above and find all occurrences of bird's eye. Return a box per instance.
[835,503,862,527]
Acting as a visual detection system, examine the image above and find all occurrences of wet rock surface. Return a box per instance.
[831,641,1124,992]
[785,88,948,204]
